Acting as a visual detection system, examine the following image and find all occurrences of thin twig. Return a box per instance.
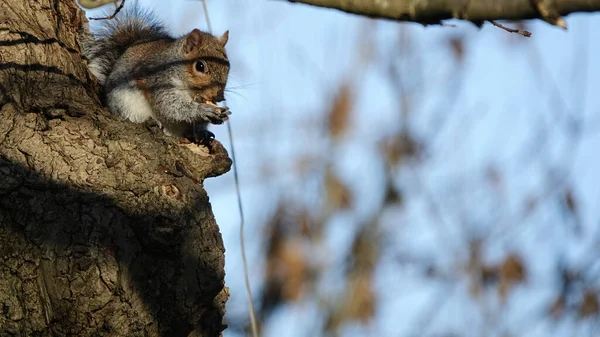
[200,2,259,337]
[488,20,532,37]
[200,0,213,35]
[90,0,126,21]
[227,121,259,337]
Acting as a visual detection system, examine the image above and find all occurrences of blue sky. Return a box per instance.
[86,2,600,336]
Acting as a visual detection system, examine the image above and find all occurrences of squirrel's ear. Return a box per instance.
[184,29,203,54]
[218,30,229,47]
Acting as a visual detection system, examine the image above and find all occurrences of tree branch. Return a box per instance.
[287,0,600,27]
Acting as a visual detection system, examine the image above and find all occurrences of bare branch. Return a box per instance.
[286,0,600,28]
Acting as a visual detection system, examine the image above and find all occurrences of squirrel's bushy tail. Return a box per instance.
[83,9,171,85]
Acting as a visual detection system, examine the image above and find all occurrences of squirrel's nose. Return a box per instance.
[214,89,225,103]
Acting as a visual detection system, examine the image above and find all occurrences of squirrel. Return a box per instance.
[83,10,231,139]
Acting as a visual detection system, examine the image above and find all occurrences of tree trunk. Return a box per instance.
[0,1,231,336]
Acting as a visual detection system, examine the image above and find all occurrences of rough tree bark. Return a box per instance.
[288,0,600,27]
[0,1,231,336]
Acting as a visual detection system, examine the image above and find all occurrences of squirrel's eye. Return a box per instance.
[194,61,207,73]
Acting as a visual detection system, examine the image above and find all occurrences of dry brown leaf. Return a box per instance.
[325,167,353,210]
[324,273,376,334]
[579,290,599,318]
[350,229,378,272]
[328,84,353,140]
[448,37,465,63]
[325,222,380,333]
[501,254,526,282]
[261,204,311,317]
[346,274,376,323]
[499,254,526,300]
[379,132,421,165]
[280,239,308,302]
[548,296,565,320]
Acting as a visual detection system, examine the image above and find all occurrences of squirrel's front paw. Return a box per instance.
[199,103,231,125]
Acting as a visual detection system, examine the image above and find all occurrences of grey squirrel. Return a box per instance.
[83,10,231,139]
